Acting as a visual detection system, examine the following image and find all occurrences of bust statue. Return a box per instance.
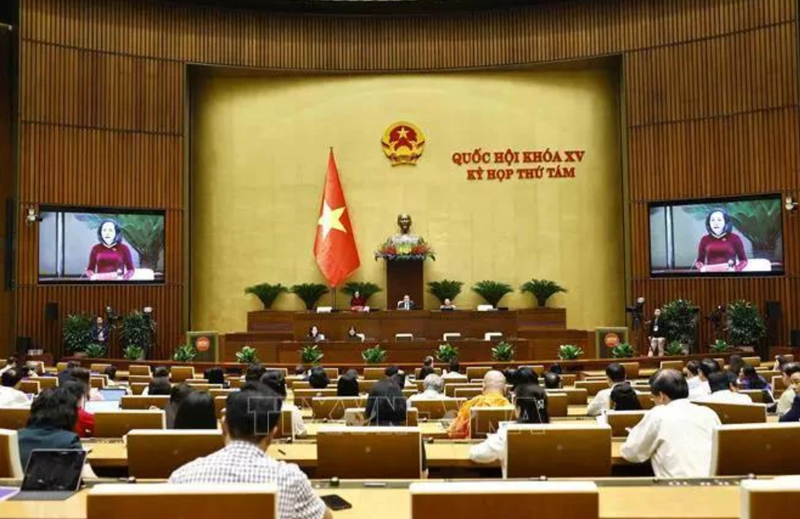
[390,213,422,247]
[375,213,434,260]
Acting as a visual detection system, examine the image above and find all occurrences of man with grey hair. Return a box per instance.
[408,374,449,403]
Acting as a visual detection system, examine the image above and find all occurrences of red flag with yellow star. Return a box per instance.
[314,150,360,287]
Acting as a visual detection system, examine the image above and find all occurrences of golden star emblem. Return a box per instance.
[318,202,347,239]
[397,126,409,139]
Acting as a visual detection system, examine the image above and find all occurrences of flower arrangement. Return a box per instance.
[374,238,435,261]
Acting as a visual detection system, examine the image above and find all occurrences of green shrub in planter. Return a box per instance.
[244,283,288,309]
[610,342,635,359]
[290,283,330,311]
[83,343,107,359]
[727,300,766,348]
[520,279,567,307]
[299,344,324,365]
[435,343,460,363]
[62,313,94,353]
[427,280,464,304]
[471,280,513,308]
[341,282,382,304]
[361,345,387,364]
[491,341,516,362]
[709,339,729,353]
[173,343,198,362]
[123,345,145,360]
[665,341,685,356]
[236,345,260,364]
[558,344,584,360]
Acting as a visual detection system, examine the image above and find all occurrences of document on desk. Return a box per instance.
[0,487,20,501]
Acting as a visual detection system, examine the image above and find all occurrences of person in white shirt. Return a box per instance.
[259,371,306,438]
[587,363,628,417]
[695,371,752,405]
[683,360,705,399]
[0,355,20,377]
[621,369,721,478]
[441,360,464,380]
[408,374,451,403]
[777,362,800,416]
[469,383,549,477]
[0,369,31,407]
[688,358,718,401]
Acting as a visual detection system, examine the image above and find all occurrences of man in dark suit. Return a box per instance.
[396,294,416,311]
[57,361,81,388]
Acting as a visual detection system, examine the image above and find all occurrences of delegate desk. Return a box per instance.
[0,479,743,519]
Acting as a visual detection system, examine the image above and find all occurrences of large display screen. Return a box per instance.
[650,196,784,277]
[38,208,165,283]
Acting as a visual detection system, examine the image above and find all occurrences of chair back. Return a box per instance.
[442,376,469,388]
[127,429,225,478]
[742,356,761,368]
[229,378,244,389]
[410,481,599,519]
[465,366,492,380]
[87,483,277,519]
[454,387,482,400]
[130,383,149,395]
[546,388,588,405]
[185,378,208,385]
[128,375,152,385]
[0,429,24,478]
[712,423,800,476]
[18,379,40,395]
[546,393,569,417]
[323,368,338,379]
[120,395,170,410]
[470,407,514,439]
[170,366,195,382]
[659,360,684,370]
[91,363,112,373]
[605,410,647,437]
[293,388,337,408]
[414,367,442,378]
[35,377,58,389]
[560,374,577,387]
[409,398,464,420]
[94,410,165,437]
[620,362,640,379]
[186,383,223,392]
[292,381,311,390]
[56,362,70,372]
[694,401,767,424]
[208,388,236,399]
[263,367,289,376]
[363,367,385,380]
[739,390,767,403]
[128,365,151,377]
[636,393,655,409]
[740,479,800,519]
[90,376,108,389]
[444,383,481,398]
[311,396,366,420]
[506,423,612,478]
[317,426,422,478]
[0,407,31,430]
[358,379,377,394]
[574,380,608,396]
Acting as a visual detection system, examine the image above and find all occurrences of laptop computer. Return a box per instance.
[99,388,127,402]
[8,449,86,501]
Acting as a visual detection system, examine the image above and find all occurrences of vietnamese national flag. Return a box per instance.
[313,150,360,287]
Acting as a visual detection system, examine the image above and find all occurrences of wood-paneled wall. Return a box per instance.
[11,0,799,358]
[0,28,13,354]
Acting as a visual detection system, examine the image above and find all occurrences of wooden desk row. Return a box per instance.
[0,479,745,519]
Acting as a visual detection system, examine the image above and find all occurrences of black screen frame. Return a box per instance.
[648,193,786,279]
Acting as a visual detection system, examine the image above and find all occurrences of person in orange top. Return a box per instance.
[447,370,512,439]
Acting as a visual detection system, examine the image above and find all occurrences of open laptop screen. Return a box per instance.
[21,450,86,492]
[98,388,127,402]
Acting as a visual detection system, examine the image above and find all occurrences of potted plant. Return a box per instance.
[122,345,145,360]
[435,343,460,363]
[62,313,94,355]
[83,343,107,359]
[660,299,699,352]
[173,343,198,362]
[520,279,567,307]
[727,300,766,350]
[361,345,387,364]
[664,341,685,356]
[290,283,330,311]
[558,344,584,360]
[491,341,516,362]
[244,283,288,309]
[610,342,635,359]
[709,339,729,353]
[341,281,382,305]
[299,344,324,365]
[471,280,513,308]
[236,345,260,364]
[121,310,156,353]
[427,279,464,305]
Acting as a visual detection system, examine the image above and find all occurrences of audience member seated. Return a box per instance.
[103,366,130,393]
[57,360,81,387]
[245,363,267,383]
[167,383,196,429]
[308,325,324,342]
[418,366,436,381]
[439,298,456,310]
[448,370,511,439]
[260,371,306,437]
[621,369,721,477]
[308,367,330,389]
[408,374,449,403]
[336,369,360,397]
[294,365,306,376]
[739,365,770,391]
[173,391,218,430]
[16,387,96,478]
[397,294,416,310]
[153,367,170,378]
[62,380,95,438]
[503,369,519,389]
[587,363,628,417]
[543,372,561,389]
[204,367,228,388]
[728,355,746,378]
[365,379,407,425]
[349,290,367,312]
[610,383,642,411]
[346,326,361,340]
[778,367,800,422]
[147,376,172,396]
[516,367,539,386]
[469,384,549,474]
[0,354,19,376]
[422,356,434,369]
[69,367,103,401]
[774,355,791,371]
[688,359,718,401]
[168,384,332,519]
[441,360,462,379]
[0,369,29,407]
[778,362,800,416]
[695,371,751,404]
[548,364,563,375]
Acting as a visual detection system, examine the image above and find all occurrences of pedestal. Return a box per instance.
[386,260,424,310]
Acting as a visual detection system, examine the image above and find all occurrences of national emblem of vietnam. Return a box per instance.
[381,122,425,166]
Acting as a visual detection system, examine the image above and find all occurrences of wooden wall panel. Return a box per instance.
[11,0,800,358]
[0,29,13,357]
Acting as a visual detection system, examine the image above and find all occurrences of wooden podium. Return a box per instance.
[386,260,424,310]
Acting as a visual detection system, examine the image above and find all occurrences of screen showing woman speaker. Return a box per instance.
[38,207,165,283]
[650,196,784,277]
